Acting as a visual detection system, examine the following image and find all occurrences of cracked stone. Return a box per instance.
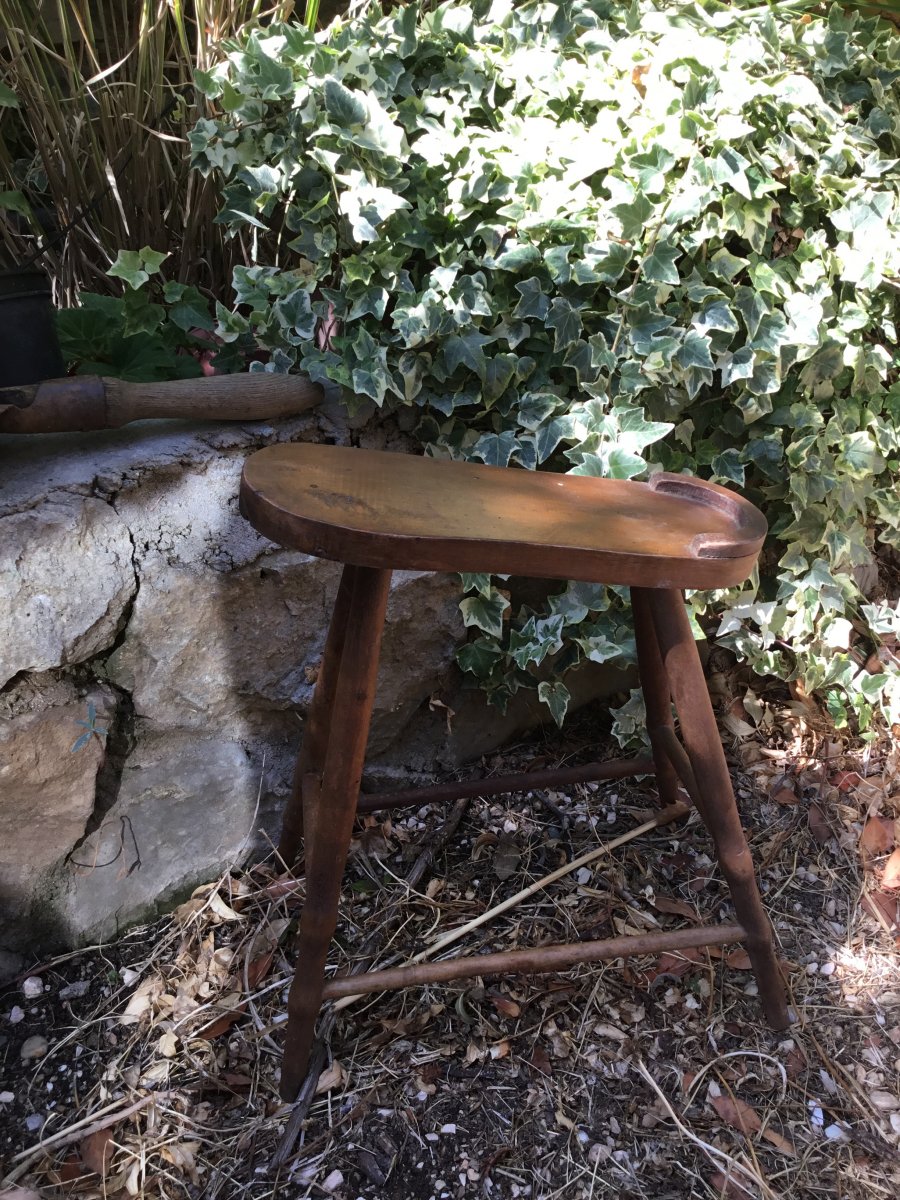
[59,731,260,942]
[0,687,115,950]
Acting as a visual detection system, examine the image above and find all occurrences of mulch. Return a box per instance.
[2,680,899,1200]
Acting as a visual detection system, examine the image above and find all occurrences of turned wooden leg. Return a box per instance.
[631,587,682,809]
[279,565,392,1102]
[277,565,358,869]
[647,589,790,1031]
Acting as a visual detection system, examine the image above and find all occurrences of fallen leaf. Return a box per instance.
[0,1190,43,1200]
[785,1047,807,1079]
[881,847,900,890]
[315,1059,345,1094]
[529,1043,552,1076]
[860,817,894,861]
[725,948,752,970]
[808,804,832,846]
[772,786,799,806]
[489,993,521,1019]
[833,770,863,793]
[710,1089,760,1136]
[651,894,700,921]
[157,1031,179,1057]
[708,1170,754,1199]
[160,1142,200,1185]
[207,890,242,922]
[197,1003,247,1039]
[471,831,498,860]
[862,890,900,933]
[246,949,275,988]
[261,877,303,903]
[493,836,521,881]
[760,1124,796,1156]
[634,947,705,986]
[119,975,163,1026]
[53,1152,84,1184]
[81,1127,116,1177]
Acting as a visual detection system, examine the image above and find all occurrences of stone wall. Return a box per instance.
[0,407,628,961]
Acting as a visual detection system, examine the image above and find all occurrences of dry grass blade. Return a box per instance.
[0,0,301,299]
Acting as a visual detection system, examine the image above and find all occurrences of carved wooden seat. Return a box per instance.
[240,442,789,1102]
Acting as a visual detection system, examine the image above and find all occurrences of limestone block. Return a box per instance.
[0,497,135,686]
[0,689,114,947]
[57,732,258,943]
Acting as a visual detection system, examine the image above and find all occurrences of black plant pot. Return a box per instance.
[0,269,66,389]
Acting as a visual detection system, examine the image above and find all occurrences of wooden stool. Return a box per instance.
[240,443,790,1102]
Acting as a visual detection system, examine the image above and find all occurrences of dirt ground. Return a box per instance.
[2,678,899,1200]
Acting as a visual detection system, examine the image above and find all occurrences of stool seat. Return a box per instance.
[240,443,766,589]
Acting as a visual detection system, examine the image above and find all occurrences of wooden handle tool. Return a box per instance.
[0,373,326,434]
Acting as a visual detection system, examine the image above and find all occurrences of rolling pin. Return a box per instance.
[0,372,328,434]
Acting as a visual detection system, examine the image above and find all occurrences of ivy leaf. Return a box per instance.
[535,414,578,463]
[108,247,169,290]
[0,81,19,107]
[537,680,570,728]
[0,189,32,218]
[513,276,549,320]
[457,637,503,677]
[711,449,745,486]
[836,432,885,479]
[459,573,493,598]
[675,330,714,370]
[546,297,583,352]
[471,431,521,467]
[324,77,368,126]
[830,193,893,242]
[642,241,681,284]
[612,193,654,241]
[694,301,739,336]
[460,591,510,639]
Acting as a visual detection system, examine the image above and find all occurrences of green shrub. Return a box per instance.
[192,0,900,735]
[55,248,248,381]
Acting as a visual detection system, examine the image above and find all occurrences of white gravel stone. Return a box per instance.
[20,1035,49,1060]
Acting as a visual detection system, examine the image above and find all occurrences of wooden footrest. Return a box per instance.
[321,923,747,999]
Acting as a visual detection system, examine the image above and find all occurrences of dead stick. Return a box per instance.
[406,795,471,889]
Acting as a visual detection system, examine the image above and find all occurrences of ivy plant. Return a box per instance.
[191,0,900,733]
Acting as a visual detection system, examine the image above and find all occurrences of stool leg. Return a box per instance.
[646,589,790,1031]
[631,588,683,809]
[280,565,392,1102]
[277,565,358,869]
